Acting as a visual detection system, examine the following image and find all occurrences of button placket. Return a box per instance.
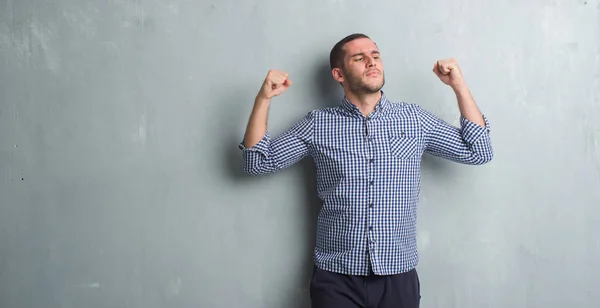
[365,117,376,251]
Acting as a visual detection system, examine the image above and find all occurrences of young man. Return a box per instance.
[238,33,493,308]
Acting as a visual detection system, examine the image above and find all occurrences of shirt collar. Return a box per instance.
[340,90,389,119]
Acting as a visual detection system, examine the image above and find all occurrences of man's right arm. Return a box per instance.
[238,70,314,175]
[242,95,271,149]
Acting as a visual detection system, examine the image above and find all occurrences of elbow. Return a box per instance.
[241,151,272,175]
[468,140,493,165]
[242,166,254,175]
[242,160,276,176]
[485,151,494,164]
[242,162,263,175]
[472,150,494,165]
[243,165,262,176]
[476,155,493,165]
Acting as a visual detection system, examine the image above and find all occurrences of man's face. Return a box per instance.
[335,38,385,94]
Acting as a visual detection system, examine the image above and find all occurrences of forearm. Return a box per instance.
[452,83,485,127]
[243,95,271,148]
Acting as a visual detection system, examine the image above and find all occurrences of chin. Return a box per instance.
[366,76,383,84]
[369,81,384,91]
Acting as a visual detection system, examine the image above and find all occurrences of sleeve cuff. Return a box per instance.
[238,131,271,156]
[460,114,490,144]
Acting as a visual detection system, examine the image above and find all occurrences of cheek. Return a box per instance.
[352,67,365,77]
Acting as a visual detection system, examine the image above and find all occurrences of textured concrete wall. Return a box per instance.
[1,0,599,307]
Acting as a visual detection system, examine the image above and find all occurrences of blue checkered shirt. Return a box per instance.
[239,91,493,276]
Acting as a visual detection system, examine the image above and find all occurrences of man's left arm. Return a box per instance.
[419,58,493,165]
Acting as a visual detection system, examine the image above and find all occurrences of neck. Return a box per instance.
[345,90,382,117]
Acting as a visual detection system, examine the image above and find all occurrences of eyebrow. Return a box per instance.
[350,50,380,57]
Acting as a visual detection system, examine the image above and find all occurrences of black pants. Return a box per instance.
[309,266,421,308]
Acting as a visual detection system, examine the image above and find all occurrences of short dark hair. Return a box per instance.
[329,33,371,70]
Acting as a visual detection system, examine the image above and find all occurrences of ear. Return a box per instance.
[331,68,345,83]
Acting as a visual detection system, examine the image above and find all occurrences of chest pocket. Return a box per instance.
[387,131,419,160]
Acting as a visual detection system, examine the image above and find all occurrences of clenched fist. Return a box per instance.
[433,58,465,88]
[257,69,292,100]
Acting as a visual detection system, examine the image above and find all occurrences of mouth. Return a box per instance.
[366,70,380,77]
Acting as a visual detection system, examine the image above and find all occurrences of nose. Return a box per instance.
[366,56,376,67]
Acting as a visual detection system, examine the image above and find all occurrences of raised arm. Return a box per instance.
[242,70,292,149]
[433,58,485,127]
[419,58,493,164]
[239,70,314,175]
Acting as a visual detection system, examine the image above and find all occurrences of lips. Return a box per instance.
[366,70,379,76]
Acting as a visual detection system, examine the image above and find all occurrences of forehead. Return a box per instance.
[343,38,379,56]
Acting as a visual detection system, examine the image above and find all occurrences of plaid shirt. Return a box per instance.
[239,91,493,276]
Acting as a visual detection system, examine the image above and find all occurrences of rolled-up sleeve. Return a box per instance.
[239,111,314,175]
[417,106,493,165]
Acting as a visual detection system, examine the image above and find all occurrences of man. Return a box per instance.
[238,33,493,308]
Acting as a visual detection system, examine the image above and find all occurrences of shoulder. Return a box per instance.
[384,99,423,117]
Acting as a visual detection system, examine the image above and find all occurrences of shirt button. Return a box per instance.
[369,181,374,186]
[369,158,374,163]
[369,203,374,208]
[369,226,373,231]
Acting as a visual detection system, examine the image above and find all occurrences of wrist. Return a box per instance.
[254,94,271,107]
[451,82,469,95]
